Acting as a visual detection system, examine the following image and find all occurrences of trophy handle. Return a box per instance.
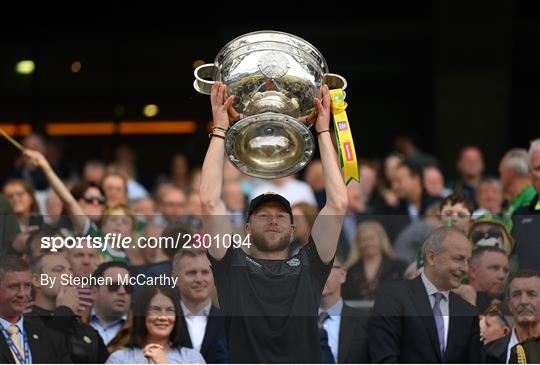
[193,64,218,95]
[323,73,347,91]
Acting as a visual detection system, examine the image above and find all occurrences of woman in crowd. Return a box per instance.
[106,286,205,364]
[342,220,407,300]
[2,178,40,231]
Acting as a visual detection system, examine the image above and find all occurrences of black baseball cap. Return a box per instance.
[247,192,293,222]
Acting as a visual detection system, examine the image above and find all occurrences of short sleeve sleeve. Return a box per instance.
[302,236,334,291]
[207,247,242,311]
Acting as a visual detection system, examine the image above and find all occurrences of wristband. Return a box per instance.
[208,133,225,140]
[212,126,228,133]
[316,129,330,135]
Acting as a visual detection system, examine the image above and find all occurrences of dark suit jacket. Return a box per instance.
[342,258,407,300]
[181,305,228,363]
[368,276,482,363]
[0,318,71,364]
[338,303,369,363]
[485,333,510,364]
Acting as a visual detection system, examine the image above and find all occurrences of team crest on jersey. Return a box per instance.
[286,258,300,267]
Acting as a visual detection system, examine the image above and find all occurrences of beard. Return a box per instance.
[250,229,291,253]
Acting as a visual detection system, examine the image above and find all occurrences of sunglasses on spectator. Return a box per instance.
[105,282,133,294]
[82,194,106,205]
[471,228,503,244]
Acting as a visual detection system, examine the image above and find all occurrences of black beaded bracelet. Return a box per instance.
[208,133,225,140]
[212,126,228,134]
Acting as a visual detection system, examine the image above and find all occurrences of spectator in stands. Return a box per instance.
[99,204,140,264]
[222,180,247,230]
[131,196,156,227]
[304,159,326,209]
[438,191,474,234]
[468,215,515,255]
[156,183,188,227]
[342,221,406,300]
[485,270,540,363]
[0,255,71,363]
[82,261,132,353]
[102,171,129,208]
[8,133,52,191]
[468,246,510,312]
[0,195,20,255]
[474,177,504,217]
[83,160,106,185]
[170,153,191,192]
[108,163,149,202]
[480,303,512,345]
[339,180,368,258]
[449,146,485,205]
[394,201,442,266]
[394,133,438,168]
[423,165,452,198]
[512,138,540,271]
[368,227,482,363]
[385,160,441,241]
[29,252,109,363]
[172,248,228,363]
[2,179,40,232]
[44,189,63,226]
[66,245,101,312]
[499,148,536,222]
[70,181,105,225]
[318,257,368,363]
[106,286,205,364]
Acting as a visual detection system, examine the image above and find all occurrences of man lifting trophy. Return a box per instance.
[194,30,358,181]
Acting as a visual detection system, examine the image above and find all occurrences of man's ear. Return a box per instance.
[245,222,251,235]
[339,268,347,284]
[32,273,41,288]
[502,326,511,336]
[425,249,436,266]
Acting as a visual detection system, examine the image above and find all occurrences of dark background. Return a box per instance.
[1,1,539,187]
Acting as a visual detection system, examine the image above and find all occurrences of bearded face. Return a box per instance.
[246,203,294,253]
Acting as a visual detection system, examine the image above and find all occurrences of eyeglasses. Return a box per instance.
[147,306,176,316]
[82,194,105,205]
[105,282,133,294]
[471,228,503,244]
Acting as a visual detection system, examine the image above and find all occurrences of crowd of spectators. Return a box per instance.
[1,131,540,363]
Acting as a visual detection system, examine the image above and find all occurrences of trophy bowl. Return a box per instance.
[194,30,346,178]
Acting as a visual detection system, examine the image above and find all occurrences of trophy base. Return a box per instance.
[225,112,315,179]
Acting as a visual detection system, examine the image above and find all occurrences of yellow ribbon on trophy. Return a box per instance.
[329,88,359,185]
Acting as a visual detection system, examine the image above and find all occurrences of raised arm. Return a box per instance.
[200,82,235,260]
[24,149,87,234]
[311,85,349,263]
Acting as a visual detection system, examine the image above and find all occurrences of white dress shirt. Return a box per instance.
[181,300,211,352]
[506,328,519,364]
[421,272,450,350]
[318,298,343,362]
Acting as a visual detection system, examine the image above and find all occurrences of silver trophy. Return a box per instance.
[193,30,346,178]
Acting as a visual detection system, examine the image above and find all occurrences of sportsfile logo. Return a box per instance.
[337,121,348,131]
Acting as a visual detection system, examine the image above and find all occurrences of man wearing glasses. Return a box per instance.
[81,261,133,354]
